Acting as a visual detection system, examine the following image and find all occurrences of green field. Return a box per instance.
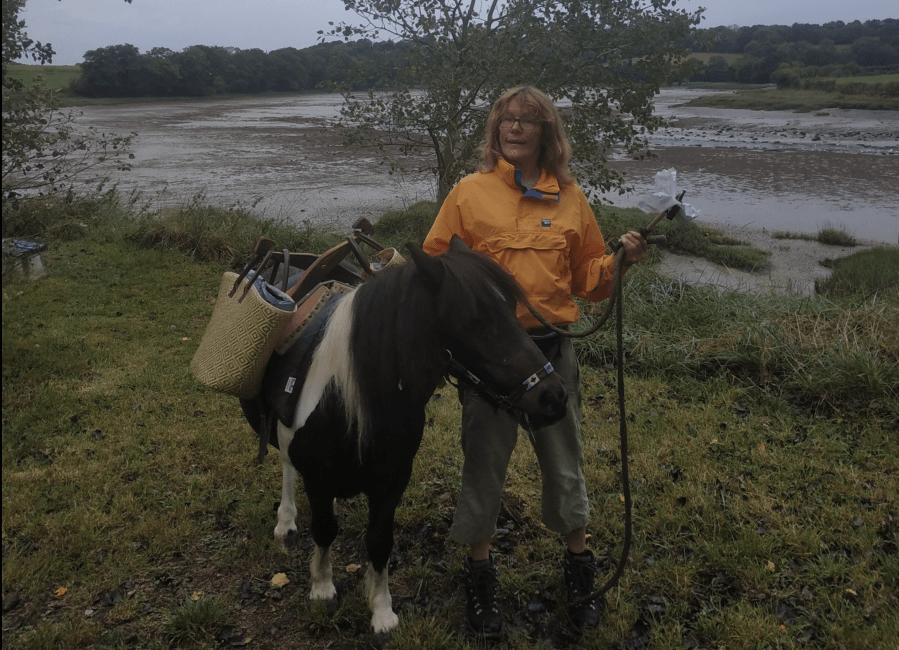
[5,63,82,92]
[834,73,899,85]
[2,194,897,650]
[687,52,742,64]
[684,87,899,112]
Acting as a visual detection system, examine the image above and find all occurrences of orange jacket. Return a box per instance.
[423,159,616,329]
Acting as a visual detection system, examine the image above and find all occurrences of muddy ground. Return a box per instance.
[69,89,898,291]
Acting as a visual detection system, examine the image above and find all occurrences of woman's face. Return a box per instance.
[498,98,543,172]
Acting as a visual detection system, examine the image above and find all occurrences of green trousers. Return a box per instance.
[449,336,589,545]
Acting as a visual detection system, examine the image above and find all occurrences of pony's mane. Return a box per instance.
[438,246,524,312]
[294,291,362,436]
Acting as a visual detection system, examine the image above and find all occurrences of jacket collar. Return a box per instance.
[495,159,561,202]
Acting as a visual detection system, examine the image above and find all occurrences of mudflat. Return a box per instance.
[68,90,897,292]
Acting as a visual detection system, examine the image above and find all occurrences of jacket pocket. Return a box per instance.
[480,232,571,298]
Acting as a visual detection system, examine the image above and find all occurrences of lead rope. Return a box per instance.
[593,260,633,603]
[520,247,634,606]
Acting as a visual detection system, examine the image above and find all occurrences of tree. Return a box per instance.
[702,55,734,82]
[326,0,705,206]
[851,36,899,68]
[172,46,219,96]
[232,48,269,93]
[267,48,312,92]
[2,0,134,218]
[77,44,143,97]
[2,0,53,77]
[142,47,182,96]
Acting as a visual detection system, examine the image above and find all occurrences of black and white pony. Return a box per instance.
[260,235,567,633]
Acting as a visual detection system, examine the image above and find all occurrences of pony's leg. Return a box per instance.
[364,492,402,633]
[309,542,336,600]
[308,493,339,601]
[366,563,399,633]
[273,423,298,550]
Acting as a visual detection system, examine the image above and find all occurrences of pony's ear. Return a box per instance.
[448,234,472,253]
[405,242,445,289]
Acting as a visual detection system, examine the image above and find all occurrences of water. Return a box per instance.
[602,90,898,245]
[604,146,897,244]
[70,90,898,244]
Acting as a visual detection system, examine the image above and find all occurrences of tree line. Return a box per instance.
[696,19,898,53]
[72,40,406,98]
[690,19,899,85]
[70,19,899,99]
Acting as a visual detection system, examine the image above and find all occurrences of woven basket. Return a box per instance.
[191,272,297,398]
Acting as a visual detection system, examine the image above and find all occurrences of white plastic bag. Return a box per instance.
[637,169,700,221]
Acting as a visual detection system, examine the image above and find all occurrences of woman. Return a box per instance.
[423,86,646,638]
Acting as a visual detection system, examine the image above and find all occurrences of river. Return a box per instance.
[71,89,898,245]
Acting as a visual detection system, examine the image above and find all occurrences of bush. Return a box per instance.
[816,227,858,247]
[1,189,131,241]
[371,200,438,249]
[772,67,802,89]
[129,196,343,265]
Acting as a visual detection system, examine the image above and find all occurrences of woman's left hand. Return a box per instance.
[619,230,647,267]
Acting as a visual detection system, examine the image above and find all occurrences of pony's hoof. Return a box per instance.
[274,526,297,551]
[371,610,399,634]
[308,582,338,601]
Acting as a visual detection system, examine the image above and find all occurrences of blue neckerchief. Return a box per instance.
[514,168,561,203]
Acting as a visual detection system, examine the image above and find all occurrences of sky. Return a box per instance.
[15,0,899,67]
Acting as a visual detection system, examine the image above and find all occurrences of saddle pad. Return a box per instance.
[275,281,352,355]
[262,292,346,428]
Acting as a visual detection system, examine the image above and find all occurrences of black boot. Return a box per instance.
[563,549,602,632]
[463,555,502,639]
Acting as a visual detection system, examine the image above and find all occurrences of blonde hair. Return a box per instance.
[479,86,574,186]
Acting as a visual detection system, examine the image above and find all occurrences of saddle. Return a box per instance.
[237,219,404,463]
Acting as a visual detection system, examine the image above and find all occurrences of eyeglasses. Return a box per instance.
[499,117,543,131]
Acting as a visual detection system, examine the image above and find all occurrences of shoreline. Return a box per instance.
[655,219,885,295]
[317,192,884,296]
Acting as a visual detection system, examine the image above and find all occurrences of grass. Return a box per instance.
[772,224,859,248]
[769,226,899,297]
[817,247,899,298]
[5,63,82,93]
[127,195,346,266]
[683,87,899,112]
[4,64,328,108]
[816,228,858,247]
[595,205,771,272]
[3,195,898,649]
[162,595,232,646]
[372,200,438,246]
[834,74,899,86]
[686,53,742,65]
[573,269,898,407]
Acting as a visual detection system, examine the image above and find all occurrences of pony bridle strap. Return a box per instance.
[445,351,555,411]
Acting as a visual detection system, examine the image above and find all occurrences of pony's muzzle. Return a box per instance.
[516,374,567,430]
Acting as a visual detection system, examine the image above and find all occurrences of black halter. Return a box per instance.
[444,351,555,411]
